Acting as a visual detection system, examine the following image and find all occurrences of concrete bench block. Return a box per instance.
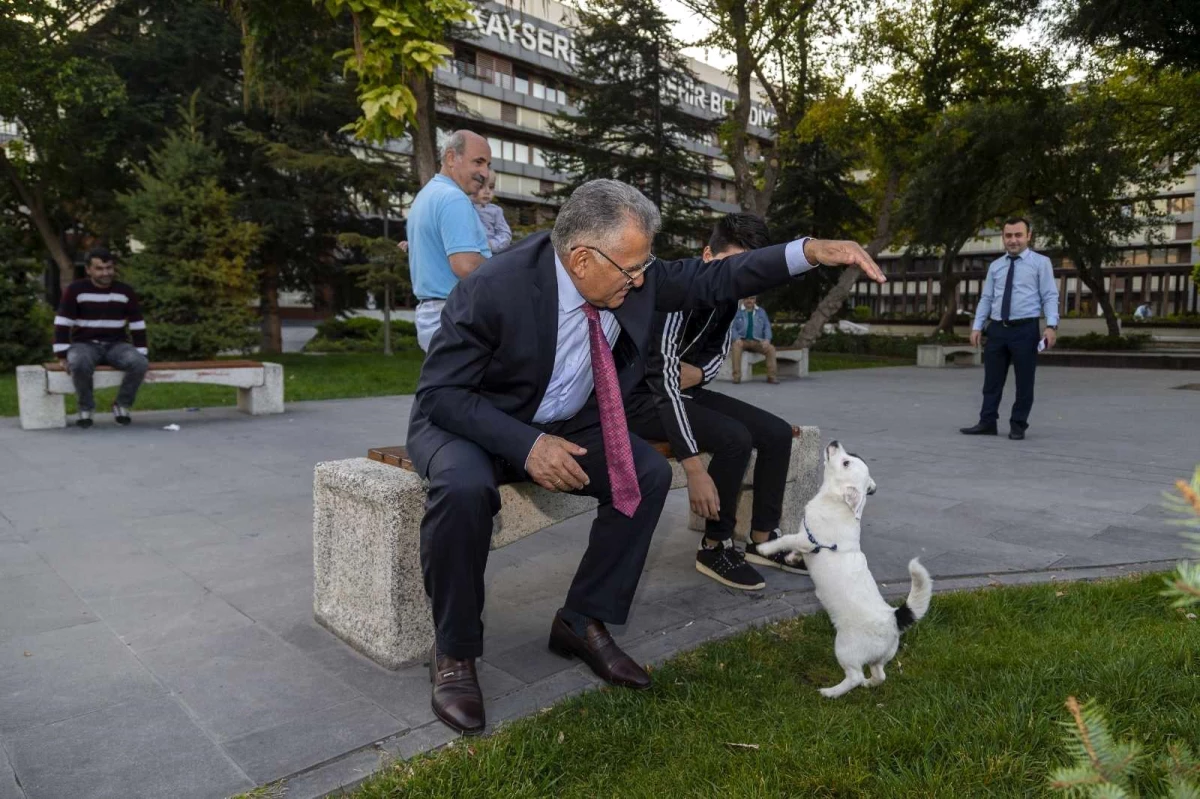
[313,426,822,669]
[917,345,981,368]
[16,365,65,430]
[717,348,809,381]
[238,362,285,415]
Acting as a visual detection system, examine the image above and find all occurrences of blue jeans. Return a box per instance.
[66,341,149,411]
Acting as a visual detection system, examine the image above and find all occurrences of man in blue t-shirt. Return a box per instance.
[408,130,493,351]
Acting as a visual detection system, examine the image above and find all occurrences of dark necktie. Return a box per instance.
[746,310,755,340]
[1000,255,1018,323]
[580,303,641,517]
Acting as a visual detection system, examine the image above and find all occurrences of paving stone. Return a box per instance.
[269,747,388,799]
[0,571,96,644]
[486,666,599,727]
[0,622,162,735]
[138,624,362,742]
[0,750,24,799]
[382,721,460,761]
[624,617,731,667]
[83,576,254,651]
[221,696,403,784]
[3,696,251,799]
[0,543,47,581]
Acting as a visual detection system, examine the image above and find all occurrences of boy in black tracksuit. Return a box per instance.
[626,214,802,590]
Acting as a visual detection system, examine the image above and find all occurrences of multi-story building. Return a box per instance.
[430,0,776,227]
[851,166,1200,319]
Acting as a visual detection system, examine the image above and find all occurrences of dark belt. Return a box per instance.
[997,317,1038,327]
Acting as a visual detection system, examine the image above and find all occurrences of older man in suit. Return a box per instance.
[407,179,886,734]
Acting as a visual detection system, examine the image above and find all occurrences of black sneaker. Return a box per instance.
[76,410,93,429]
[112,403,132,426]
[745,530,809,575]
[695,541,765,590]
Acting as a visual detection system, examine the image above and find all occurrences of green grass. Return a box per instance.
[2,349,906,418]
[341,574,1198,798]
[0,351,426,417]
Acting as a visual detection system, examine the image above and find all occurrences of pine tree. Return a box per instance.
[547,0,716,252]
[119,95,261,360]
[0,217,52,371]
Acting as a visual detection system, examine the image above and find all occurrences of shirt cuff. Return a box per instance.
[785,238,817,276]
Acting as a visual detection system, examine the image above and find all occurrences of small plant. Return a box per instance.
[852,305,872,322]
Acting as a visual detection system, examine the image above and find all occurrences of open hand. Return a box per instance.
[803,239,887,284]
[526,435,589,492]
[970,330,982,347]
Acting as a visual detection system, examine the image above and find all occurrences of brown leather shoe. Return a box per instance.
[429,646,485,735]
[547,613,651,690]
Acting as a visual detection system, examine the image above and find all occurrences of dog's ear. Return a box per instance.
[843,486,867,520]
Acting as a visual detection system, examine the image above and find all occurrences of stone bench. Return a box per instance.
[312,425,821,669]
[916,344,981,368]
[716,347,809,381]
[15,360,285,430]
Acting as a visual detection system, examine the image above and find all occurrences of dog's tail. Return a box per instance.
[894,558,932,632]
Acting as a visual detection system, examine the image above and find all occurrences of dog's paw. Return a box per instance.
[784,553,805,567]
[818,686,842,699]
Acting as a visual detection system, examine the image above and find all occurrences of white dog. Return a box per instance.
[755,441,931,698]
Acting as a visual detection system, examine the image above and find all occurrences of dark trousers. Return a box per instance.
[978,321,1039,430]
[418,402,672,660]
[627,387,793,540]
[66,341,149,412]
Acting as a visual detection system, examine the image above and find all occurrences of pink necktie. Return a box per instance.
[580,303,641,517]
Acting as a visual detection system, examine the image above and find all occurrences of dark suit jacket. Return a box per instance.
[406,231,796,476]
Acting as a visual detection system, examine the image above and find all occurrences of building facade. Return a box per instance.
[852,166,1200,319]
[429,0,776,226]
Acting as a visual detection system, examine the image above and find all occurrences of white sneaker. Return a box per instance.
[76,410,93,429]
[111,404,132,426]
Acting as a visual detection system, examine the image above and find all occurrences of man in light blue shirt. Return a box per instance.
[961,217,1060,440]
[408,130,493,351]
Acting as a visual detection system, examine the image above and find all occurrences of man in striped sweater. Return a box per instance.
[626,214,801,591]
[54,249,149,428]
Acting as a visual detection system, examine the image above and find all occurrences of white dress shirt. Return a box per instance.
[531,239,816,426]
[532,255,622,424]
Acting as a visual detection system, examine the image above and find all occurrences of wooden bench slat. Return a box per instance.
[44,360,264,372]
[369,426,800,474]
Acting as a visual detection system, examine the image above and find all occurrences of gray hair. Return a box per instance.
[440,130,469,161]
[551,179,661,258]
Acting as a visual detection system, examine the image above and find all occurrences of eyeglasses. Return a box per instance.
[572,246,656,285]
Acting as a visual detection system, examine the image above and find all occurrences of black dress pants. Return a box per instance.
[978,321,1040,430]
[418,402,672,660]
[626,386,793,541]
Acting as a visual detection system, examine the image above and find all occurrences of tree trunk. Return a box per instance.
[791,168,900,349]
[259,256,283,353]
[382,284,392,355]
[726,1,774,216]
[936,275,959,334]
[1,149,75,292]
[410,72,439,185]
[1078,262,1121,336]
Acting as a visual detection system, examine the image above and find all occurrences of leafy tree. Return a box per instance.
[788,0,1040,347]
[1024,80,1179,337]
[119,97,261,360]
[547,0,716,249]
[0,0,127,289]
[1057,0,1200,72]
[0,207,52,370]
[337,223,409,356]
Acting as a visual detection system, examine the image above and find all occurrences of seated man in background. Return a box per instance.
[627,213,804,592]
[729,296,778,383]
[54,248,149,428]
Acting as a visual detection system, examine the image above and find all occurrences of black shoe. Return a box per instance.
[1008,429,1025,440]
[745,530,809,575]
[960,423,997,435]
[695,541,765,590]
[76,411,93,429]
[112,403,132,426]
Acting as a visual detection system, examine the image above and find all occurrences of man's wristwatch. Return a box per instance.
[1046,325,1057,331]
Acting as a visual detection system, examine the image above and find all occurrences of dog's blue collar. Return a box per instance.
[803,517,838,553]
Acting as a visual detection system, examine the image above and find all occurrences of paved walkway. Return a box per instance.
[2,365,1197,799]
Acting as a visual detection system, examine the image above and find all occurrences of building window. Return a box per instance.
[500,102,517,124]
[1168,196,1195,214]
[1131,250,1149,266]
[487,137,502,157]
[532,147,546,167]
[514,70,529,95]
[502,141,514,161]
[1177,222,1194,241]
[532,81,546,100]
[515,143,529,163]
